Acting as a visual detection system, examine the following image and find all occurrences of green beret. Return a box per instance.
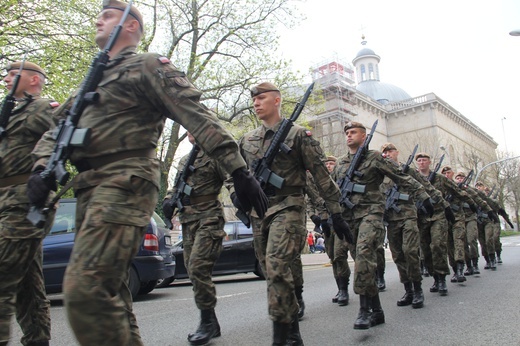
[343,121,366,132]
[250,82,280,97]
[102,0,144,32]
[5,61,46,78]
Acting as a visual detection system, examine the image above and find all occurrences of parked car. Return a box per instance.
[157,220,264,287]
[43,198,175,298]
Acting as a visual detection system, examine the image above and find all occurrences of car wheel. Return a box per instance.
[138,280,157,295]
[155,276,174,288]
[254,261,265,280]
[128,267,140,299]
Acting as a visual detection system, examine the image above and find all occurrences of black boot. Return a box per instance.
[496,251,502,264]
[370,293,385,327]
[438,275,448,296]
[337,277,349,306]
[272,321,290,346]
[484,255,490,269]
[397,282,414,306]
[489,254,497,270]
[376,269,386,291]
[456,262,466,282]
[464,261,474,276]
[332,277,340,303]
[187,309,221,345]
[430,274,439,293]
[412,281,424,309]
[353,295,372,330]
[450,267,458,283]
[295,285,305,320]
[472,258,480,274]
[286,314,304,346]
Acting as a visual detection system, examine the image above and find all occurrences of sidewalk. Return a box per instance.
[301,252,331,266]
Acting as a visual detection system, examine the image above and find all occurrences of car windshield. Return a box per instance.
[49,202,76,235]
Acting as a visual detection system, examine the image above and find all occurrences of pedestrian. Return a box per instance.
[0,60,57,346]
[315,235,326,253]
[232,82,352,345]
[332,123,431,330]
[162,132,228,345]
[307,231,315,253]
[26,2,267,345]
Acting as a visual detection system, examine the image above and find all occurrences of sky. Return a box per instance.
[277,0,520,156]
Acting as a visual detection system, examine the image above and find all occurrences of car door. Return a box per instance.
[212,221,238,274]
[234,222,256,272]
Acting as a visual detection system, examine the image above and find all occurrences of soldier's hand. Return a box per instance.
[232,168,268,218]
[26,167,56,207]
[310,214,321,227]
[498,208,507,218]
[488,211,499,223]
[321,219,331,238]
[469,203,478,213]
[506,220,514,229]
[331,213,353,244]
[162,199,174,220]
[231,192,245,210]
[422,198,434,217]
[444,207,456,224]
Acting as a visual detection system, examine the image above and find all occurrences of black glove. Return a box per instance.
[232,168,268,218]
[310,214,321,227]
[422,198,434,217]
[162,199,174,220]
[488,211,499,223]
[498,208,507,217]
[26,167,56,207]
[331,213,353,244]
[444,207,456,224]
[231,192,245,210]
[321,219,331,238]
[469,203,478,213]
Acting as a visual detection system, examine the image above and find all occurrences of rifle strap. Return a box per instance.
[0,173,31,188]
[74,148,156,172]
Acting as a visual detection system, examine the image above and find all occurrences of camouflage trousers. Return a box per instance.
[387,218,422,283]
[478,220,495,257]
[182,216,225,310]
[347,213,385,297]
[447,219,467,268]
[418,216,450,276]
[464,219,479,263]
[63,176,158,346]
[376,228,386,275]
[252,206,306,324]
[327,232,351,280]
[0,238,50,346]
[493,222,502,255]
[291,254,303,290]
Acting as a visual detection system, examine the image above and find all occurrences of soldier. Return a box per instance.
[231,82,352,345]
[26,2,268,345]
[474,182,500,270]
[162,132,228,345]
[441,166,477,283]
[492,195,513,263]
[0,61,57,346]
[379,143,428,309]
[332,123,431,330]
[414,153,455,296]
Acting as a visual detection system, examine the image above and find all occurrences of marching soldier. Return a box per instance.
[474,182,501,270]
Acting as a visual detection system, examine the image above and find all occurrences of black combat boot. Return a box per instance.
[489,254,497,270]
[295,285,305,320]
[337,277,349,306]
[496,250,503,264]
[430,274,439,293]
[353,295,372,330]
[464,261,474,276]
[484,255,490,269]
[472,258,480,274]
[438,275,448,296]
[456,262,466,282]
[370,293,385,327]
[397,282,414,306]
[332,277,340,303]
[412,281,424,309]
[286,314,304,346]
[450,266,458,283]
[376,269,386,291]
[272,321,290,346]
[187,309,221,345]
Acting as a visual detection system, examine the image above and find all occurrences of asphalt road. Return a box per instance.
[9,235,520,345]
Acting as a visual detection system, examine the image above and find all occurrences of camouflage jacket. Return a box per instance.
[463,186,491,222]
[166,148,228,223]
[236,121,341,218]
[305,171,328,220]
[475,189,501,223]
[0,95,56,238]
[32,46,246,192]
[410,169,451,222]
[332,150,429,220]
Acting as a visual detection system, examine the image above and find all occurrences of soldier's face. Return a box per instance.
[455,176,464,184]
[95,9,122,47]
[345,128,366,148]
[416,157,431,171]
[443,170,454,180]
[3,70,32,98]
[384,149,399,162]
[325,160,336,173]
[252,91,281,122]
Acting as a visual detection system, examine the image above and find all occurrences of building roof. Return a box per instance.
[356,80,412,105]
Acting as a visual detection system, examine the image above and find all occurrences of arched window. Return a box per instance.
[360,64,366,81]
[369,63,374,80]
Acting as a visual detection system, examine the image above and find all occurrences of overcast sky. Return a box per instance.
[277,0,520,156]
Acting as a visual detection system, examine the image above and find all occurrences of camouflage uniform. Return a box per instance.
[462,186,490,272]
[475,190,501,265]
[32,47,248,346]
[0,96,56,345]
[165,148,227,310]
[331,151,429,297]
[238,121,342,324]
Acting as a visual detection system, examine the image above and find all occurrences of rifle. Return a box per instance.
[164,144,200,229]
[416,153,444,214]
[446,169,474,204]
[337,119,378,209]
[27,1,135,228]
[385,144,418,213]
[0,54,27,138]
[477,184,496,223]
[236,82,315,227]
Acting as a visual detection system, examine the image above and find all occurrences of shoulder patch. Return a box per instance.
[305,130,312,136]
[49,101,60,108]
[158,56,171,64]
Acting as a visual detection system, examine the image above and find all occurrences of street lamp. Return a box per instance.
[510,30,520,36]
[474,155,520,186]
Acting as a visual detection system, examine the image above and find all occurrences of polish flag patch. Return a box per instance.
[158,56,170,64]
[305,130,312,136]
[49,101,60,108]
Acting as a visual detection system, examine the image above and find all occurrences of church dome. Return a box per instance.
[353,48,380,64]
[356,80,411,105]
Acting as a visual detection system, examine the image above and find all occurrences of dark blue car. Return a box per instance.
[43,198,175,298]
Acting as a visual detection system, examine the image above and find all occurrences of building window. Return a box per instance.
[360,64,366,81]
[369,63,374,80]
